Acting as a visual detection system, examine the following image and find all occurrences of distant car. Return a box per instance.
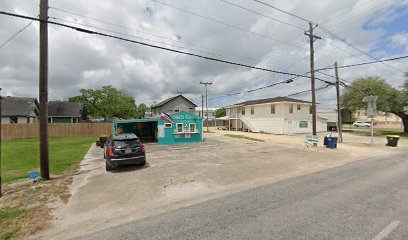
[352,121,371,127]
[104,133,146,171]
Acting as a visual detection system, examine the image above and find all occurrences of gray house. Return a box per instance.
[1,97,39,124]
[48,101,86,123]
[151,95,197,116]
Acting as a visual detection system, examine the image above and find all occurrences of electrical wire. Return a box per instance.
[217,0,305,31]
[49,6,251,62]
[0,10,317,79]
[0,21,33,50]
[50,16,253,64]
[315,54,408,71]
[253,0,313,23]
[150,0,305,50]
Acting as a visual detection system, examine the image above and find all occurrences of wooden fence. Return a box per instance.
[1,123,113,140]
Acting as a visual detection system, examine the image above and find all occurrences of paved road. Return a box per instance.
[78,150,408,240]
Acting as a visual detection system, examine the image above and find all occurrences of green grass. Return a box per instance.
[0,208,27,221]
[224,134,264,142]
[2,137,95,183]
[1,229,19,240]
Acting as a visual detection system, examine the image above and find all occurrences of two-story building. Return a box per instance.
[224,96,327,135]
[151,94,197,116]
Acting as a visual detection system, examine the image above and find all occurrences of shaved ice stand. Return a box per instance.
[113,112,203,145]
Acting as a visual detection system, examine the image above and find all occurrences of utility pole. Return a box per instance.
[0,88,2,197]
[304,22,321,141]
[201,94,204,118]
[39,0,50,180]
[200,82,212,132]
[335,62,343,143]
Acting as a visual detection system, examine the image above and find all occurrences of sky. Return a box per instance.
[1,0,408,111]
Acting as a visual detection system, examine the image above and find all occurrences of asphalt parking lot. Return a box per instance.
[41,132,408,239]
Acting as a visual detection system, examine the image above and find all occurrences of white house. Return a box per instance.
[224,96,327,135]
[195,107,217,119]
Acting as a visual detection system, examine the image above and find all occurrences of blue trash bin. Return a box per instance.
[326,137,338,149]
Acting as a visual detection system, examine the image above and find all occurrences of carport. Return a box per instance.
[113,119,159,143]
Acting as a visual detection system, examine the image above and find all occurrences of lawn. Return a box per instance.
[2,137,95,183]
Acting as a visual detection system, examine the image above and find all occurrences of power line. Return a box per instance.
[286,84,333,97]
[251,0,404,74]
[0,21,33,50]
[49,6,252,63]
[253,0,312,23]
[150,0,305,49]
[0,10,318,79]
[50,16,253,64]
[218,0,305,31]
[319,26,404,73]
[315,54,408,71]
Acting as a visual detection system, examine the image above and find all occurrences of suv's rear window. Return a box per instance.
[113,139,140,148]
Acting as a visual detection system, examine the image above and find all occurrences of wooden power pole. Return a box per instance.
[0,88,2,197]
[201,94,204,118]
[39,0,50,179]
[335,62,343,143]
[304,22,321,138]
[200,82,212,132]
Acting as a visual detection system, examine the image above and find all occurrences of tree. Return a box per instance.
[134,103,149,119]
[69,85,137,120]
[214,108,226,118]
[341,76,408,133]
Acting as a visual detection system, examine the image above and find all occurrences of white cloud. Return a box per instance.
[0,0,407,110]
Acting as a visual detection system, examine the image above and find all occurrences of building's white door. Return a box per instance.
[287,120,292,135]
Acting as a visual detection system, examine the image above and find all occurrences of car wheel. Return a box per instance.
[139,160,146,166]
[106,160,113,171]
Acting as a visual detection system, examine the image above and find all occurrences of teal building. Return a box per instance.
[113,111,203,145]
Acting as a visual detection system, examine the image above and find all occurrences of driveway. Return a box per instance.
[41,132,407,239]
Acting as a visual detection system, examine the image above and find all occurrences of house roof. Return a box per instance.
[151,95,197,108]
[48,101,84,117]
[2,96,39,117]
[231,96,312,106]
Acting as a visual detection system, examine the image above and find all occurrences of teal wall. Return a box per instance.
[157,112,203,145]
[52,117,72,123]
[112,112,203,145]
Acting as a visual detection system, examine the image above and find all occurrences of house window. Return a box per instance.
[189,123,196,133]
[175,108,179,112]
[189,107,194,113]
[271,104,275,114]
[164,123,172,128]
[48,118,52,123]
[27,117,30,123]
[297,104,301,110]
[309,105,313,114]
[73,118,78,123]
[251,106,254,115]
[176,123,183,133]
[241,107,245,115]
[289,104,293,114]
[10,117,17,124]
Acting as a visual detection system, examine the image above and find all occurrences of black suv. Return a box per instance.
[104,133,146,171]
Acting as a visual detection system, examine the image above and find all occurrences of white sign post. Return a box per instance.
[362,96,378,144]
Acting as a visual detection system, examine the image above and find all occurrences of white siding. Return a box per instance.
[226,102,327,134]
[1,117,10,124]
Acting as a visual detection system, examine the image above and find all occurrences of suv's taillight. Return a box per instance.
[141,145,145,153]
[108,148,113,156]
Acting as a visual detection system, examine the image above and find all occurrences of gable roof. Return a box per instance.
[2,97,39,117]
[232,96,312,106]
[151,95,197,108]
[48,101,84,117]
